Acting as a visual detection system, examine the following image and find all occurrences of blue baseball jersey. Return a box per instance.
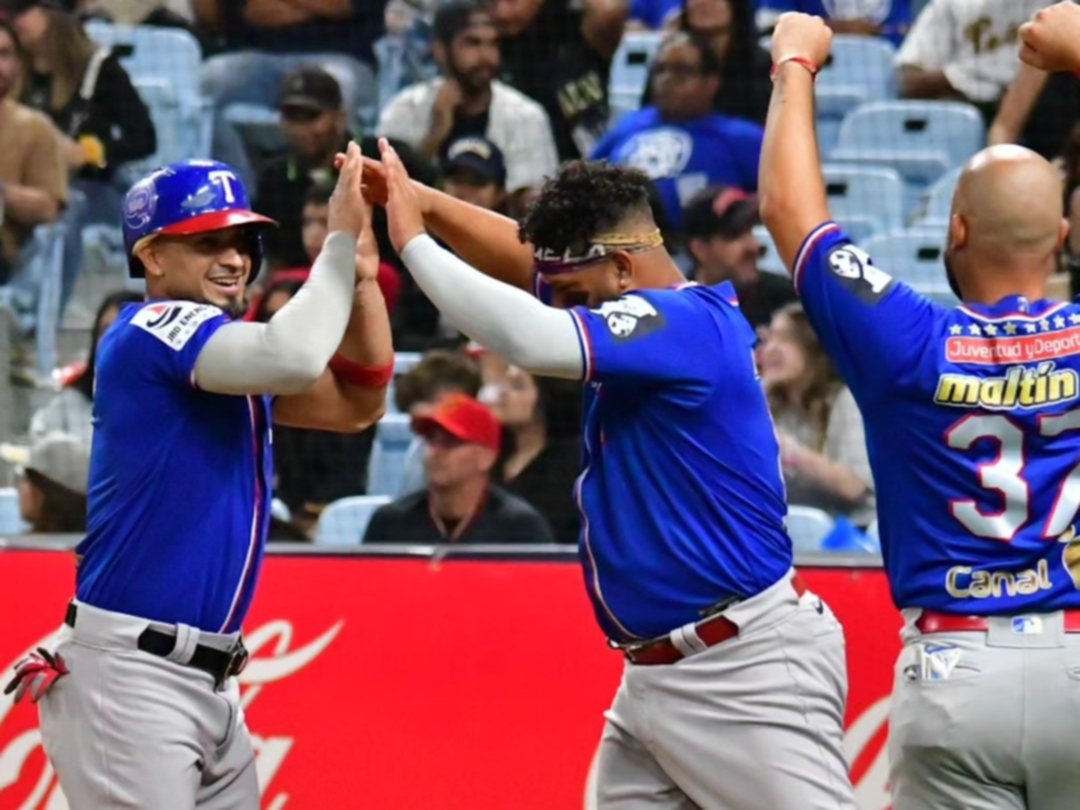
[76,301,273,633]
[565,282,792,641]
[796,222,1080,614]
[756,0,912,45]
[590,108,762,231]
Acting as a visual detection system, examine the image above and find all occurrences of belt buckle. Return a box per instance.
[227,640,249,678]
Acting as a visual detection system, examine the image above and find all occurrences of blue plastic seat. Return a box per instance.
[814,37,897,154]
[608,31,664,123]
[861,227,953,292]
[830,101,984,206]
[0,487,27,536]
[366,413,414,496]
[911,166,962,227]
[85,22,211,172]
[786,505,836,552]
[823,164,905,239]
[314,495,393,545]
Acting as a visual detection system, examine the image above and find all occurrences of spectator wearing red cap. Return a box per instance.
[363,394,556,544]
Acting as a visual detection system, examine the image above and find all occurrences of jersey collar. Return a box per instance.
[958,295,1065,321]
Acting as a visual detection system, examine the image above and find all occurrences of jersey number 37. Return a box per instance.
[947,411,1080,540]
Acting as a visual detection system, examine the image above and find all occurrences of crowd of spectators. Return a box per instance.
[1,0,1077,543]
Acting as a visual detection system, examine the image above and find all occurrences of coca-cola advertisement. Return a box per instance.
[0,549,900,809]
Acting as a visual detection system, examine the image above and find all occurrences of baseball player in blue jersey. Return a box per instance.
[366,139,855,808]
[4,144,393,808]
[761,13,1080,809]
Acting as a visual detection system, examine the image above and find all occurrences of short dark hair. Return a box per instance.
[518,161,656,255]
[394,349,482,413]
[433,0,490,47]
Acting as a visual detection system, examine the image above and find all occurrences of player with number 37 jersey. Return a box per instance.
[761,13,1080,808]
[796,224,1080,615]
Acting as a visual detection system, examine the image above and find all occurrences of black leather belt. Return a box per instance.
[65,603,248,688]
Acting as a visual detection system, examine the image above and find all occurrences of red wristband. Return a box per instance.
[329,354,394,389]
[770,56,819,82]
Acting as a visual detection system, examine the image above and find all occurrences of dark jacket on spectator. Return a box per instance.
[505,437,582,544]
[23,51,156,181]
[497,0,610,160]
[363,486,556,544]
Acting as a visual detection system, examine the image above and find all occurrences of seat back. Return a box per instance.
[861,228,950,289]
[786,505,835,552]
[85,22,203,105]
[0,488,27,536]
[315,495,393,545]
[366,413,415,496]
[823,164,905,236]
[815,35,898,116]
[608,31,664,122]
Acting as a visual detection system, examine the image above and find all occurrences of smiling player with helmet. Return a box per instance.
[4,144,392,809]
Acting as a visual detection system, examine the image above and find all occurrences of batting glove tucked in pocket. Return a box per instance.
[4,648,68,704]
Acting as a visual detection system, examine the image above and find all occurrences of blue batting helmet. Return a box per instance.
[122,159,276,279]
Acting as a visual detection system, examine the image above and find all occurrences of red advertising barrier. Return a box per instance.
[0,550,901,809]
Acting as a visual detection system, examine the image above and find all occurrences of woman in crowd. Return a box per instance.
[759,302,875,527]
[488,363,582,545]
[678,0,771,123]
[29,290,141,445]
[11,0,156,187]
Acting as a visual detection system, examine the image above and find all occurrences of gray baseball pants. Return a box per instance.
[890,610,1080,810]
[595,572,856,809]
[38,600,259,809]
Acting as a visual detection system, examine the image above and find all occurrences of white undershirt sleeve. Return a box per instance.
[400,234,584,379]
[193,231,357,395]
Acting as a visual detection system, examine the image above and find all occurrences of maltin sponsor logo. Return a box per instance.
[934,362,1078,409]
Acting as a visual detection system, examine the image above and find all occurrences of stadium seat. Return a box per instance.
[861,228,956,299]
[85,22,211,172]
[223,103,286,156]
[384,352,423,414]
[786,505,835,552]
[815,36,898,152]
[0,488,27,536]
[366,413,414,496]
[823,164,905,240]
[911,166,962,227]
[314,495,393,545]
[753,226,787,277]
[608,31,664,123]
[830,101,984,207]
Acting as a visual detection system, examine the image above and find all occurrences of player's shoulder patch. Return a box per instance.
[129,301,224,351]
[826,243,894,304]
[589,294,666,341]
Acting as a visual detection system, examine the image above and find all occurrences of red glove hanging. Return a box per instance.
[4,648,68,704]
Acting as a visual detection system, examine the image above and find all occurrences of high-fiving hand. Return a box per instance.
[328,141,368,239]
[1019,2,1080,73]
[378,138,426,254]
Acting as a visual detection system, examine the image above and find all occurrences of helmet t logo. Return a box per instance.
[208,170,238,203]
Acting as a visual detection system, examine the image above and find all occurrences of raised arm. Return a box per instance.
[987,62,1049,146]
[379,139,583,379]
[757,13,834,270]
[1019,2,1080,73]
[194,143,389,431]
[363,157,536,291]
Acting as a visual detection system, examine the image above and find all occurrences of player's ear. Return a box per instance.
[612,250,634,290]
[948,213,968,251]
[134,240,165,281]
[1058,217,1070,253]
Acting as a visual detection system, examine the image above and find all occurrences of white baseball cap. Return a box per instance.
[0,433,91,496]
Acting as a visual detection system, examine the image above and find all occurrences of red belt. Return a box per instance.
[916,609,1080,634]
[621,575,808,666]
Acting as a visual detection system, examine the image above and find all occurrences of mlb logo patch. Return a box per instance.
[1011,616,1043,635]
